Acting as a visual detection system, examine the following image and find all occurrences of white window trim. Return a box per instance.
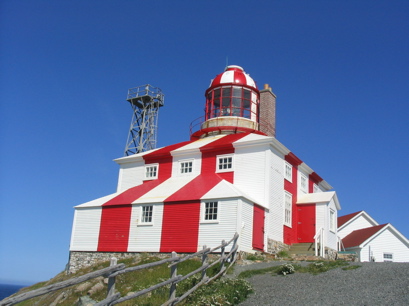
[144,164,159,180]
[284,191,292,227]
[201,201,219,224]
[179,159,194,174]
[284,161,292,182]
[216,154,234,173]
[329,209,336,232]
[313,183,320,193]
[138,205,154,226]
[383,253,393,262]
[299,173,308,193]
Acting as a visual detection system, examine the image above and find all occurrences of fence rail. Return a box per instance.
[1,233,239,306]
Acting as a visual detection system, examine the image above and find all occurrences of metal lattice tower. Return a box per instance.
[124,84,164,155]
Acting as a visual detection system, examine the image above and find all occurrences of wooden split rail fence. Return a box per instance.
[1,233,239,306]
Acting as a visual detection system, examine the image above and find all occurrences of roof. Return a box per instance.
[75,174,261,208]
[207,65,258,93]
[342,224,388,248]
[337,210,378,230]
[296,191,341,210]
[338,211,362,228]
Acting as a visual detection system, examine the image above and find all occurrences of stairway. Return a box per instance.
[288,243,320,260]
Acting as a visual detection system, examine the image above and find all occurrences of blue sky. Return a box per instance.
[1,0,408,285]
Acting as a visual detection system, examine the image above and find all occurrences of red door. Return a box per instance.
[297,204,316,242]
[252,205,265,251]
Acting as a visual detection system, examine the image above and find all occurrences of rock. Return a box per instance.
[77,295,97,306]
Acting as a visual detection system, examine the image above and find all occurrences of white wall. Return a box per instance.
[197,198,238,252]
[70,208,102,251]
[239,199,254,253]
[234,145,268,206]
[326,198,338,250]
[338,214,377,239]
[127,203,163,252]
[360,228,409,262]
[117,161,145,192]
[267,147,285,243]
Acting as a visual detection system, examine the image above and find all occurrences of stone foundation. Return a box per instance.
[267,238,290,254]
[324,247,338,260]
[68,251,170,274]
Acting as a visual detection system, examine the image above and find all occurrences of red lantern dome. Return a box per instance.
[191,65,265,140]
[206,65,258,93]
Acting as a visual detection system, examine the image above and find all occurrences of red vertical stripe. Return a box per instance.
[160,201,200,252]
[252,205,265,251]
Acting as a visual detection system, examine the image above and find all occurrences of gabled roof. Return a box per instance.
[296,191,341,210]
[75,174,263,208]
[342,224,388,248]
[337,210,378,230]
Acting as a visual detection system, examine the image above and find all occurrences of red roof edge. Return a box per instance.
[342,224,388,248]
[338,211,363,228]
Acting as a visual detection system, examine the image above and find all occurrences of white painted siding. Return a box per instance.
[315,204,326,236]
[338,214,378,239]
[70,208,102,251]
[239,199,254,253]
[127,203,163,252]
[267,148,285,242]
[117,161,144,192]
[360,228,409,262]
[198,199,238,252]
[234,145,268,206]
[326,198,338,250]
[171,152,202,178]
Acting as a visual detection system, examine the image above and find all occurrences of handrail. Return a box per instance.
[314,227,325,257]
[337,235,346,252]
[1,233,239,306]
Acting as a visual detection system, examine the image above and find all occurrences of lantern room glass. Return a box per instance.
[205,86,259,121]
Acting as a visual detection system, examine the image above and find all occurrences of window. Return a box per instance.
[313,183,320,193]
[180,160,193,174]
[329,209,335,231]
[141,205,153,223]
[383,253,393,262]
[204,201,218,221]
[300,173,308,193]
[284,162,292,182]
[284,192,292,227]
[145,164,158,180]
[217,155,233,172]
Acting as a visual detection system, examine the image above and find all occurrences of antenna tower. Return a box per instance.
[124,84,164,155]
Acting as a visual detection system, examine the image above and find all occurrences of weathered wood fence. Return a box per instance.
[1,233,239,306]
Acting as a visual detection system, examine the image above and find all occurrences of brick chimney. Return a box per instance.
[259,84,276,137]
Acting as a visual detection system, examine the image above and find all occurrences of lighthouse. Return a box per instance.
[191,65,276,139]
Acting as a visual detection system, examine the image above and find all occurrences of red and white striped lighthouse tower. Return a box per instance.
[191,65,266,139]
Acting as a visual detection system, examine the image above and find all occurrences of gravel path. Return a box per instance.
[234,262,409,306]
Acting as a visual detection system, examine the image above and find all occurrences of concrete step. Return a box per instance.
[288,243,316,256]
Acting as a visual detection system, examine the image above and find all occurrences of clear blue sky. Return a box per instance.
[1,0,408,285]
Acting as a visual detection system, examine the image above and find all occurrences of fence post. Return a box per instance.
[220,240,226,271]
[107,257,118,298]
[169,252,177,302]
[231,234,238,263]
[201,245,208,281]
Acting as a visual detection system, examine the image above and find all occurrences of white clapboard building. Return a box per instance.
[69,65,342,267]
[338,211,409,262]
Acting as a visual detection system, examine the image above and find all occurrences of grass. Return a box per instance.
[9,254,248,306]
[239,260,356,278]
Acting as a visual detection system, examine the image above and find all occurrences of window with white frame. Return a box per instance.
[145,164,158,180]
[141,205,153,223]
[284,192,292,227]
[313,183,320,193]
[216,155,233,172]
[284,162,292,182]
[383,253,393,262]
[300,173,308,193]
[180,160,193,174]
[330,209,336,232]
[204,201,218,221]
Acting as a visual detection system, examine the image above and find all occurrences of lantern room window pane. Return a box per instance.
[244,89,251,100]
[222,87,231,97]
[233,87,241,97]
